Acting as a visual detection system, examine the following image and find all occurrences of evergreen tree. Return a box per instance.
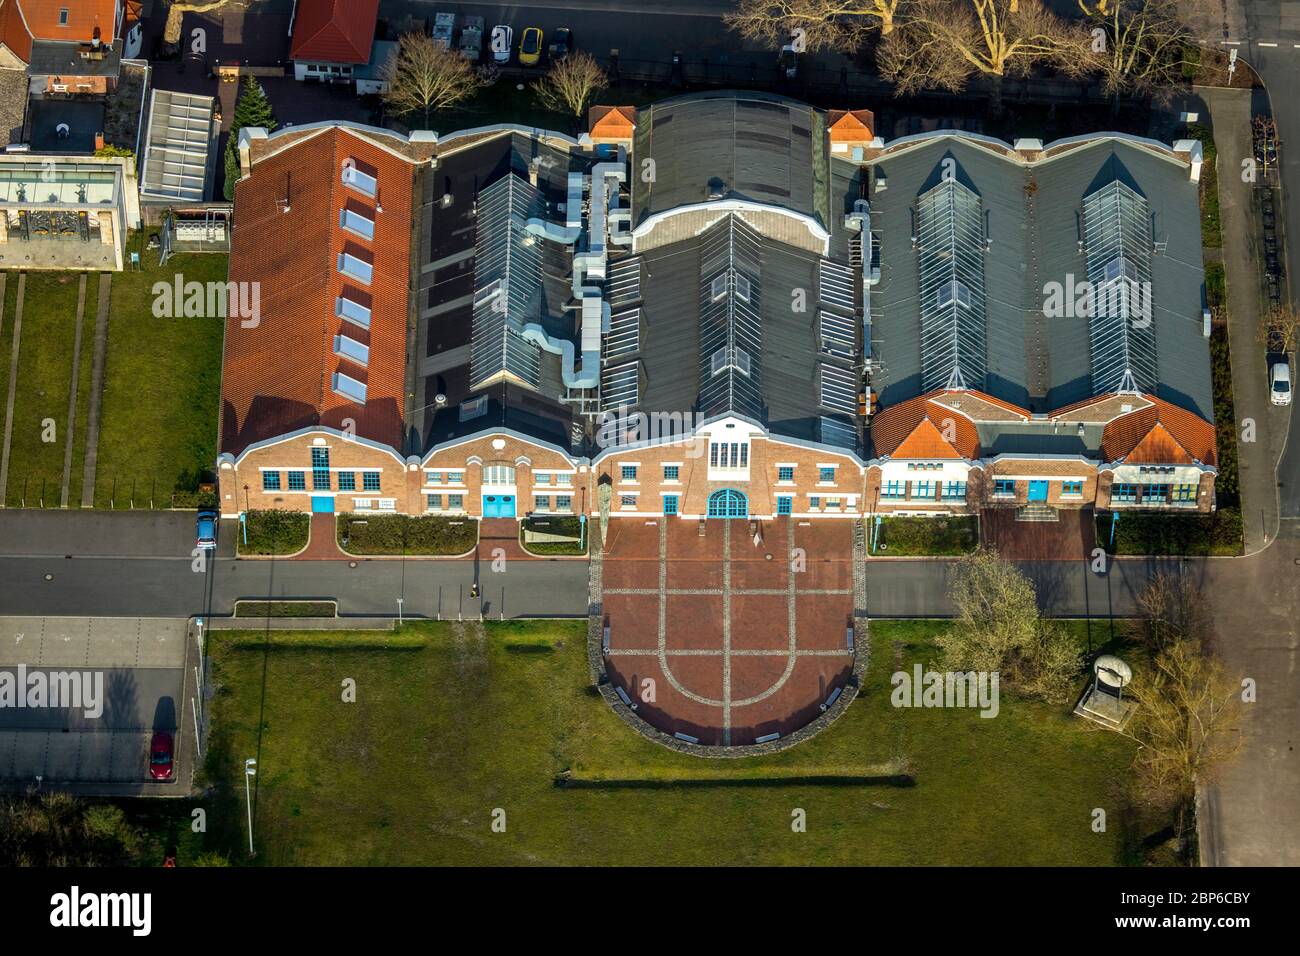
[223,78,278,200]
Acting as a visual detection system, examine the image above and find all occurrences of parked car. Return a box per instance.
[432,11,456,50]
[459,16,484,60]
[491,24,513,63]
[519,27,543,66]
[149,732,174,780]
[548,27,573,59]
[196,509,218,551]
[778,44,798,80]
[1271,359,1292,406]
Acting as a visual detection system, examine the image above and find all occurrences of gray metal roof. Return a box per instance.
[141,89,215,203]
[868,136,1211,420]
[632,91,830,231]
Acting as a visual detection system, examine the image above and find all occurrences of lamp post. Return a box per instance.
[244,758,257,856]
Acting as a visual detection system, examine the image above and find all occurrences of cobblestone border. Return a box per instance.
[586,519,870,757]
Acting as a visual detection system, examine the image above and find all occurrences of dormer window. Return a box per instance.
[337,251,373,285]
[342,162,377,198]
[333,333,369,366]
[340,208,375,240]
[336,294,371,329]
[59,8,70,26]
[331,371,367,404]
[936,279,972,309]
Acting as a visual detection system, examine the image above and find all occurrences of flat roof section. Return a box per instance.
[141,89,216,203]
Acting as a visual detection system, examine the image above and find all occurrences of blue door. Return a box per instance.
[777,496,792,516]
[707,489,748,518]
[499,495,516,517]
[1028,481,1049,502]
[310,495,335,514]
[483,494,516,518]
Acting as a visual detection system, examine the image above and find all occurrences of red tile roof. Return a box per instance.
[1100,396,1217,466]
[2,0,118,48]
[221,126,417,457]
[871,390,983,460]
[827,109,875,143]
[0,0,32,61]
[589,105,636,139]
[290,0,378,64]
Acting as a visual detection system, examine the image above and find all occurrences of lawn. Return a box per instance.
[198,618,1145,866]
[520,514,587,556]
[1,272,97,508]
[871,514,979,556]
[92,234,227,508]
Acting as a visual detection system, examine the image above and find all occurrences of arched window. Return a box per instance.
[707,488,748,518]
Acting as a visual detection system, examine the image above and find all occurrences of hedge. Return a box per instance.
[872,515,978,556]
[1097,506,1243,557]
[338,514,478,555]
[240,509,310,555]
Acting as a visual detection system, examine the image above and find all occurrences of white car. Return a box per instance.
[1271,360,1292,406]
[491,25,513,63]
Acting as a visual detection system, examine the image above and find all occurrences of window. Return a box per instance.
[710,442,748,469]
[262,471,281,491]
[333,334,369,366]
[663,495,678,516]
[288,471,306,491]
[943,481,967,499]
[342,162,377,198]
[337,252,373,285]
[621,465,638,481]
[777,466,794,482]
[331,371,367,403]
[426,471,442,484]
[340,208,375,240]
[362,472,381,491]
[378,499,396,511]
[777,496,792,515]
[59,8,69,26]
[994,480,1016,497]
[819,467,836,482]
[620,494,637,507]
[1112,482,1138,503]
[312,447,330,490]
[353,498,373,510]
[825,497,842,511]
[1142,483,1171,503]
[556,495,572,511]
[663,465,679,481]
[427,494,442,511]
[1061,481,1083,497]
[913,481,934,499]
[448,494,464,510]
[882,481,904,499]
[554,473,572,487]
[336,295,371,329]
[338,471,355,491]
[809,496,821,509]
[447,471,464,484]
[483,464,515,485]
[534,495,551,511]
[936,279,972,309]
[534,472,552,486]
[1173,483,1197,502]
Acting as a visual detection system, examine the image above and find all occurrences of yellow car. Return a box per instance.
[519,27,543,66]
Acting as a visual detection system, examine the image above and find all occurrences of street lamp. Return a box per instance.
[396,596,404,625]
[244,758,257,856]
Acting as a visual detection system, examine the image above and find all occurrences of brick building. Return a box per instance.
[216,93,1215,527]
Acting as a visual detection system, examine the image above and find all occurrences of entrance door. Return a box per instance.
[499,495,516,518]
[310,495,335,514]
[1028,481,1049,502]
[483,494,516,518]
[707,489,748,518]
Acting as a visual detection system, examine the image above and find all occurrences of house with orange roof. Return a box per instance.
[0,0,129,96]
[289,0,380,85]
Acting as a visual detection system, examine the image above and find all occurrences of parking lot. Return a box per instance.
[0,617,193,793]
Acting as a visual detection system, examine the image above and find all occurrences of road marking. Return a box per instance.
[1259,42,1279,47]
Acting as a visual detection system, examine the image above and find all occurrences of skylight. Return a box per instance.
[336,294,371,329]
[342,163,377,198]
[340,208,375,241]
[333,333,369,366]
[331,370,367,404]
[337,251,373,285]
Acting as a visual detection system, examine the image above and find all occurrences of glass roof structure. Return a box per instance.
[698,214,764,420]
[916,174,986,392]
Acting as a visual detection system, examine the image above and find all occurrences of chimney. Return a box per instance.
[1012,138,1044,162]
[94,132,104,150]
[238,127,268,180]
[1172,138,1204,183]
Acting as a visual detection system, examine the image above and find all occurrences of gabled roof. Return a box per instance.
[870,390,990,460]
[1099,395,1216,466]
[221,125,418,457]
[1,0,118,50]
[589,105,636,139]
[289,0,378,65]
[828,109,875,143]
[0,0,33,62]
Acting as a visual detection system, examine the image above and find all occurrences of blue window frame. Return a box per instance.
[1173,483,1196,502]
[663,494,678,516]
[777,466,794,481]
[994,479,1016,497]
[819,466,836,482]
[777,496,793,515]
[337,471,355,491]
[262,471,281,491]
[621,465,638,481]
[362,471,381,492]
[1112,482,1137,502]
[426,494,442,510]
[287,471,306,491]
[707,488,748,518]
[1143,483,1171,503]
[882,481,904,499]
[913,480,934,499]
[663,465,678,481]
[1061,481,1083,497]
[311,447,330,490]
[943,481,966,499]
[555,495,571,511]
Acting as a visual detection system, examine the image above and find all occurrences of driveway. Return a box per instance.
[0,617,195,795]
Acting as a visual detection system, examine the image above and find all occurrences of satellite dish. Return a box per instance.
[56,122,70,139]
[1094,655,1132,689]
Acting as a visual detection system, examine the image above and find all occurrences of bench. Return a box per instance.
[673,731,700,744]
[845,626,855,652]
[615,686,638,710]
[602,624,611,654]
[819,686,843,712]
[755,732,781,744]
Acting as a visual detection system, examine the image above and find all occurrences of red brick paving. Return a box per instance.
[980,508,1096,560]
[602,516,856,746]
[297,512,347,560]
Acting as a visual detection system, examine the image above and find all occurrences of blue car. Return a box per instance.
[196,509,218,551]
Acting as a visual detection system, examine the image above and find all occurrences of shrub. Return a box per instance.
[241,509,310,555]
[339,514,478,555]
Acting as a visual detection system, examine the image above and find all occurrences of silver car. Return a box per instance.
[491,24,513,64]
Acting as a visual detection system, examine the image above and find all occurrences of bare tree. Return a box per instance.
[724,0,908,54]
[1137,570,1214,653]
[534,51,608,118]
[1082,0,1197,99]
[381,32,488,128]
[879,0,1094,95]
[1258,303,1300,355]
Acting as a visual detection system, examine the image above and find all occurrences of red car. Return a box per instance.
[149,732,174,780]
